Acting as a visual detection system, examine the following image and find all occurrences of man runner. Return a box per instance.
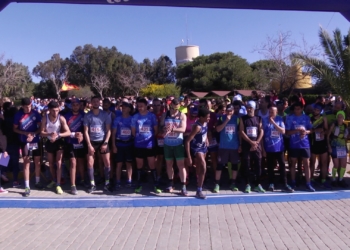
[83,96,112,193]
[41,101,71,195]
[14,98,43,197]
[64,98,86,194]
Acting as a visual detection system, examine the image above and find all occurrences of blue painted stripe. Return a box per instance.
[1,191,350,208]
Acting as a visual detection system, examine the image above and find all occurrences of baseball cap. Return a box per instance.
[233,95,242,101]
[247,100,256,109]
[337,111,346,119]
[226,104,234,111]
[71,98,80,104]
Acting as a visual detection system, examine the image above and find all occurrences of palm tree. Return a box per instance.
[292,28,350,106]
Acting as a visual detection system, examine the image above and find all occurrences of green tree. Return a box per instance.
[292,28,350,105]
[250,60,278,91]
[32,53,70,99]
[32,81,58,99]
[0,58,32,99]
[146,55,176,84]
[176,52,253,93]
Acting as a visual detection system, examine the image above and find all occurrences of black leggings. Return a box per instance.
[242,150,262,186]
[266,151,287,185]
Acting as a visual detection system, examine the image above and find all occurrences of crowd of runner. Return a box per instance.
[0,90,348,199]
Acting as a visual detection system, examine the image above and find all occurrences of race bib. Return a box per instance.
[140,126,150,133]
[27,143,38,151]
[295,125,305,131]
[271,129,280,138]
[157,139,164,147]
[225,125,235,134]
[209,138,217,147]
[90,126,102,133]
[73,144,84,149]
[336,146,347,158]
[315,132,323,141]
[247,126,257,137]
[121,128,131,136]
[167,132,178,138]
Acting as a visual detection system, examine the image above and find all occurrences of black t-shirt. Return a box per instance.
[241,115,261,149]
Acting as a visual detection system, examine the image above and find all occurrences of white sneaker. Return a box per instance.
[0,187,8,194]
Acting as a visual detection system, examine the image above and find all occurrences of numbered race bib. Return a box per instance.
[121,128,131,136]
[90,126,102,133]
[295,125,305,131]
[140,126,150,133]
[167,132,178,138]
[315,132,323,141]
[225,125,235,134]
[73,144,84,149]
[157,139,164,147]
[271,129,280,138]
[247,126,257,138]
[336,146,347,158]
[27,143,38,151]
[334,127,340,137]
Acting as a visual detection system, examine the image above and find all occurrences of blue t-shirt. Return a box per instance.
[285,114,312,149]
[131,112,157,149]
[65,111,85,144]
[115,110,122,118]
[13,109,42,143]
[218,115,240,150]
[262,116,285,152]
[113,115,133,147]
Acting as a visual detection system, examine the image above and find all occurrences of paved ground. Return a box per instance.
[1,199,350,250]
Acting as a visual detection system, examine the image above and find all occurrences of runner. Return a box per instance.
[131,98,161,194]
[309,103,330,188]
[153,98,165,184]
[64,98,86,195]
[185,108,210,199]
[83,96,112,193]
[215,104,241,193]
[327,111,349,188]
[40,101,71,195]
[239,101,265,193]
[160,99,187,195]
[184,106,198,182]
[285,101,314,191]
[262,105,293,192]
[111,101,134,190]
[13,98,43,197]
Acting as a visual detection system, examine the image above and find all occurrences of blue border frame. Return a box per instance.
[1,191,350,208]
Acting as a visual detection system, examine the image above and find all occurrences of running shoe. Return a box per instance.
[338,180,349,188]
[47,181,56,189]
[305,184,315,192]
[71,185,78,195]
[165,185,173,193]
[12,181,21,188]
[321,182,332,189]
[268,184,274,192]
[230,183,239,191]
[196,190,207,199]
[104,184,113,193]
[254,184,266,193]
[35,182,44,190]
[213,184,220,193]
[124,182,133,188]
[154,187,162,194]
[23,188,30,197]
[56,186,63,195]
[88,185,97,194]
[244,184,251,193]
[290,182,296,190]
[180,187,188,196]
[0,187,8,194]
[284,185,294,193]
[115,183,122,191]
[135,186,142,193]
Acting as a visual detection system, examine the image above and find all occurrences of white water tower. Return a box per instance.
[175,45,200,66]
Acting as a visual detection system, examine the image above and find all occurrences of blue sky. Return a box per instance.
[0,3,349,82]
